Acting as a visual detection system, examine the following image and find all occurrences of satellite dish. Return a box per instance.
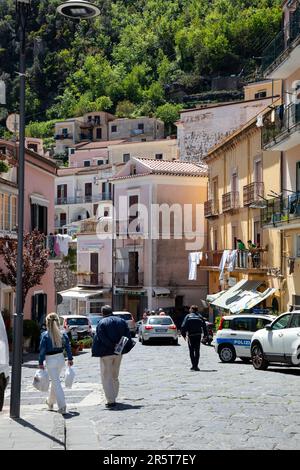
[6,113,20,133]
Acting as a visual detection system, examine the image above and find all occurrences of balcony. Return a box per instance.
[262,103,300,151]
[222,192,239,213]
[77,272,104,287]
[243,182,264,207]
[204,199,219,218]
[261,193,300,229]
[115,272,144,287]
[262,7,300,79]
[55,134,72,140]
[55,194,111,205]
[198,250,269,273]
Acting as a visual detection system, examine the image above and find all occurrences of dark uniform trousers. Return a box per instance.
[188,334,201,368]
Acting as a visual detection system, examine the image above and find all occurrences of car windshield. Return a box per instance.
[114,313,132,321]
[89,317,102,325]
[67,318,88,326]
[148,317,173,325]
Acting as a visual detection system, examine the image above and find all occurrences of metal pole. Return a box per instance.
[10,1,29,419]
[111,183,115,311]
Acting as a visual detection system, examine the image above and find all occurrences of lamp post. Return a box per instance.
[10,0,100,419]
[10,0,31,419]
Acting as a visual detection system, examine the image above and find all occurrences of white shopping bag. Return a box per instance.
[65,366,75,389]
[33,369,49,392]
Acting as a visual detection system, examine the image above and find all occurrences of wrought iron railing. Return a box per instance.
[55,193,111,205]
[198,249,268,270]
[204,199,219,217]
[115,272,144,287]
[243,182,264,206]
[262,103,300,149]
[77,272,104,286]
[222,192,239,212]
[261,193,300,227]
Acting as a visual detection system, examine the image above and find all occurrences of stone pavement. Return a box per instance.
[1,338,300,450]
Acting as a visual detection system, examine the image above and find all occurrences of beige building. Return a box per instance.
[108,138,178,164]
[260,0,300,310]
[202,101,285,316]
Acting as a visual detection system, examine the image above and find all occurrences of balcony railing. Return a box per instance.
[262,103,300,149]
[55,193,111,205]
[77,272,104,287]
[115,272,144,287]
[55,134,72,140]
[79,220,98,234]
[204,199,219,218]
[243,182,264,207]
[199,249,268,271]
[222,192,239,212]
[261,7,300,74]
[261,193,300,227]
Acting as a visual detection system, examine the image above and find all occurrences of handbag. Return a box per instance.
[33,369,49,392]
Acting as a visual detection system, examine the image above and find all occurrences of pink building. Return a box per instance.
[0,140,57,324]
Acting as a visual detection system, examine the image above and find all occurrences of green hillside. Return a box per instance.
[0,0,281,135]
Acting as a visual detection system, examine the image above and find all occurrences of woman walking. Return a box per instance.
[38,313,73,415]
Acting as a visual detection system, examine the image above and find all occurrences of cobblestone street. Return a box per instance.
[2,337,300,450]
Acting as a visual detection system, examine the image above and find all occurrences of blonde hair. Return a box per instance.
[46,313,62,348]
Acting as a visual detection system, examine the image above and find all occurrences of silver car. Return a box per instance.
[87,315,103,336]
[113,311,136,337]
[59,315,92,339]
[139,315,178,345]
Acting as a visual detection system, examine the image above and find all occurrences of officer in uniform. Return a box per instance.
[181,305,208,371]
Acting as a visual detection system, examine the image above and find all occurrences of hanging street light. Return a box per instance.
[57,0,100,19]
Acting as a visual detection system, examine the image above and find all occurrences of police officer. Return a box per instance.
[181,305,208,371]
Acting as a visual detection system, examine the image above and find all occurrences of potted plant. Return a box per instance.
[70,339,80,356]
[82,337,93,349]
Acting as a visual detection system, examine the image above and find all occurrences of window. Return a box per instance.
[254,159,263,183]
[0,146,6,155]
[297,162,300,193]
[272,314,292,330]
[232,225,237,250]
[138,123,144,131]
[11,196,16,229]
[231,317,253,332]
[62,128,68,136]
[290,314,300,328]
[231,171,238,193]
[97,160,103,166]
[69,148,75,155]
[84,160,91,167]
[57,184,67,203]
[254,221,262,247]
[85,183,92,202]
[255,90,267,99]
[3,194,10,230]
[123,153,130,163]
[129,194,138,223]
[94,116,100,125]
[96,128,102,139]
[111,125,117,133]
[31,204,48,234]
[155,154,163,160]
[28,143,38,153]
[130,164,136,175]
[254,318,273,331]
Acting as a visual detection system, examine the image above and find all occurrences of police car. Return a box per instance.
[215,314,276,363]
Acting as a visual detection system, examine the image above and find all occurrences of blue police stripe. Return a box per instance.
[216,338,251,348]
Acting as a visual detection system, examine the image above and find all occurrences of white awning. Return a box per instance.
[206,291,226,303]
[30,193,49,207]
[210,280,276,314]
[59,287,105,299]
[153,287,171,296]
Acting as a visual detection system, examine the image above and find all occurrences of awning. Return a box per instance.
[153,287,171,297]
[30,193,49,207]
[59,287,106,300]
[210,280,276,314]
[206,291,226,303]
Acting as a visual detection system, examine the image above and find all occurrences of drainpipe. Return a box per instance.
[280,150,284,312]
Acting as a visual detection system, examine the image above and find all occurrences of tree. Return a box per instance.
[155,103,181,135]
[0,230,49,309]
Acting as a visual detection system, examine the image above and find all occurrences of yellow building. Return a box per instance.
[201,102,286,315]
[260,0,300,310]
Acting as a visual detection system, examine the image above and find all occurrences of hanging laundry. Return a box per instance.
[56,234,73,256]
[54,236,61,257]
[227,250,238,272]
[188,252,203,281]
[219,250,231,281]
[256,114,264,128]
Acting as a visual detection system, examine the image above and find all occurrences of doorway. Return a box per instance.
[90,252,99,285]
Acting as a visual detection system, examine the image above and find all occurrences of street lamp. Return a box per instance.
[57,0,100,19]
[10,0,31,419]
[10,0,100,419]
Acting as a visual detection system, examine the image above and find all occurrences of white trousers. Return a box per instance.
[100,355,122,404]
[46,353,66,410]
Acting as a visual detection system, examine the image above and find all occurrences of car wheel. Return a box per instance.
[240,357,251,363]
[141,337,148,345]
[251,343,269,370]
[219,344,236,363]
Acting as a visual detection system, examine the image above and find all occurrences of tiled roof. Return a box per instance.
[134,157,207,176]
[75,140,127,150]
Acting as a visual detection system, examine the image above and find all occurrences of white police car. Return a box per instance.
[215,314,275,363]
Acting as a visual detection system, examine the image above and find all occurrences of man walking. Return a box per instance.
[92,305,133,408]
[181,305,208,371]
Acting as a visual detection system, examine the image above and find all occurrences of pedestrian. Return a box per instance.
[92,305,134,408]
[237,239,247,268]
[38,312,73,415]
[180,305,208,371]
[247,239,259,268]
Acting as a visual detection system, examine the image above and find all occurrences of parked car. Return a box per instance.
[0,312,9,411]
[113,311,136,337]
[251,311,300,370]
[87,315,103,336]
[136,319,143,334]
[59,315,92,339]
[215,314,275,363]
[139,315,178,345]
[201,321,214,346]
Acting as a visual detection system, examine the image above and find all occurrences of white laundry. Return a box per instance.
[188,252,202,281]
[219,250,231,281]
[56,234,73,256]
[227,250,238,272]
[256,114,264,128]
